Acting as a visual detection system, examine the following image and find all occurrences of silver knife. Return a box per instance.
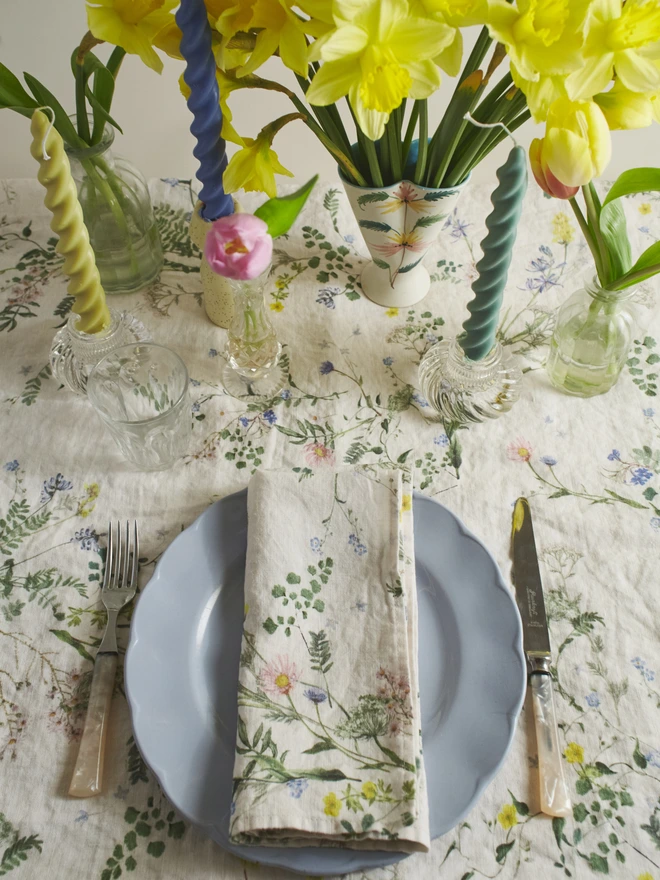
[511,497,571,818]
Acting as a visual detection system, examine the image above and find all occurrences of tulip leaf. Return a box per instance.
[23,72,85,149]
[611,241,660,290]
[603,168,660,207]
[0,62,38,113]
[254,175,318,238]
[599,198,632,280]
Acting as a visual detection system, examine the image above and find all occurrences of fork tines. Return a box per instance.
[103,521,139,591]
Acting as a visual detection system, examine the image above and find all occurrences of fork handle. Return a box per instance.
[69,653,117,798]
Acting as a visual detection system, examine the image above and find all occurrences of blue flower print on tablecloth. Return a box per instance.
[434,434,449,447]
[3,460,19,472]
[40,473,73,503]
[319,361,334,375]
[585,692,600,708]
[541,456,558,466]
[287,779,309,799]
[630,467,653,486]
[73,528,99,551]
[607,449,621,461]
[262,410,277,425]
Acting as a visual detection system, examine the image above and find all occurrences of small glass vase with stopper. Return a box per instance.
[221,268,285,400]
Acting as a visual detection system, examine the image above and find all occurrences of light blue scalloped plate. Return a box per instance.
[125,490,525,876]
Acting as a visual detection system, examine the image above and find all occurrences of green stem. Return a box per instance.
[401,101,420,172]
[569,196,606,283]
[296,73,352,157]
[361,136,384,188]
[387,114,402,183]
[583,184,611,284]
[413,100,428,185]
[607,262,660,291]
[75,65,90,144]
[379,128,392,185]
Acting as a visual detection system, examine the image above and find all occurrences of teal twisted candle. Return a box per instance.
[461,145,527,361]
[176,0,233,221]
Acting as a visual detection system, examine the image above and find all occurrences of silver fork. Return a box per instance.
[69,521,139,798]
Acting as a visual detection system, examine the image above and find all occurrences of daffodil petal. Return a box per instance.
[391,18,454,61]
[349,81,387,141]
[434,29,463,77]
[377,0,409,42]
[307,58,359,105]
[238,28,280,76]
[279,19,309,75]
[615,49,660,93]
[319,24,368,61]
[406,60,442,98]
[566,54,614,101]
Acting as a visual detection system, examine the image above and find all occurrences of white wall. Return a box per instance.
[2,0,659,185]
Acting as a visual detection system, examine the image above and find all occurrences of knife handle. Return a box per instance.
[530,671,571,817]
[69,653,117,798]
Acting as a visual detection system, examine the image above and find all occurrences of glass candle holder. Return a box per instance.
[50,309,151,396]
[221,269,285,400]
[419,337,522,424]
[87,343,192,471]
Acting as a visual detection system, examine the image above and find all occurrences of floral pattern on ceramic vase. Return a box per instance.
[342,176,467,309]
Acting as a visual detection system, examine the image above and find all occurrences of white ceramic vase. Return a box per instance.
[343,176,468,308]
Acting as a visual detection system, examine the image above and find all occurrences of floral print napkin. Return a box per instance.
[230,466,429,853]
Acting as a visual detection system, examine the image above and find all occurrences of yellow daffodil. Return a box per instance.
[86,0,178,73]
[567,0,660,100]
[307,0,452,141]
[511,68,568,122]
[542,97,611,187]
[410,0,489,76]
[564,741,585,764]
[594,79,654,129]
[208,0,257,68]
[179,71,244,145]
[223,128,294,197]
[497,803,518,830]
[151,18,182,60]
[487,0,591,83]
[233,0,310,77]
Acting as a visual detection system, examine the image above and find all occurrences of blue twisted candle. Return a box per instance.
[461,145,527,361]
[176,0,233,221]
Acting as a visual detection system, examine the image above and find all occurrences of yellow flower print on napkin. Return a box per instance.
[385,308,399,318]
[552,212,574,244]
[638,873,654,880]
[362,781,377,802]
[639,203,652,215]
[270,301,284,312]
[401,495,412,514]
[77,482,100,518]
[564,741,584,764]
[323,792,341,816]
[497,803,518,830]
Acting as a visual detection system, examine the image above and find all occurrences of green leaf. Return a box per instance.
[594,761,615,775]
[302,768,350,782]
[303,740,337,754]
[340,820,355,835]
[619,790,633,807]
[495,841,515,864]
[167,821,185,839]
[552,817,566,849]
[125,856,137,872]
[22,73,84,148]
[124,830,137,851]
[312,599,325,612]
[633,739,648,769]
[373,257,390,271]
[423,189,458,200]
[356,191,389,207]
[613,240,660,289]
[271,585,286,598]
[361,813,375,831]
[576,777,592,795]
[604,490,648,509]
[599,197,632,280]
[254,176,318,238]
[509,791,529,816]
[286,573,301,584]
[252,722,264,748]
[113,845,124,860]
[49,629,94,662]
[584,852,609,873]
[398,257,424,274]
[0,62,38,115]
[359,220,394,233]
[124,807,140,824]
[135,821,151,837]
[573,803,589,822]
[262,617,278,634]
[413,214,445,229]
[146,841,165,858]
[603,168,660,207]
[237,715,251,749]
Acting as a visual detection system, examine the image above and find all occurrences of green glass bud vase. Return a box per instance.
[546,275,638,397]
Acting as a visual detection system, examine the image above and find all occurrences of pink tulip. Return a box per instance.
[204,213,273,280]
[529,138,579,200]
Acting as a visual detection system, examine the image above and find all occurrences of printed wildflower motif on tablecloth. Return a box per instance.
[303,687,327,704]
[287,779,308,798]
[72,528,99,551]
[585,692,600,708]
[323,792,341,816]
[631,657,655,682]
[497,803,518,830]
[348,533,367,556]
[540,455,557,466]
[564,742,584,764]
[40,473,73,503]
[507,439,533,462]
[319,361,334,375]
[3,460,19,472]
[552,211,574,244]
[304,442,335,467]
[259,656,300,697]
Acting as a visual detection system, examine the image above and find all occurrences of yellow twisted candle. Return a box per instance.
[30,110,110,334]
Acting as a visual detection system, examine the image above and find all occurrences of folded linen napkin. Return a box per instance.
[230,466,430,853]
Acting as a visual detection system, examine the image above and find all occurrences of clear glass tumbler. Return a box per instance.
[87,343,191,471]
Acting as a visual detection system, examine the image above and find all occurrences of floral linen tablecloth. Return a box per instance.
[1,174,659,880]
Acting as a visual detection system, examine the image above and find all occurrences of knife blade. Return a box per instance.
[512,497,571,818]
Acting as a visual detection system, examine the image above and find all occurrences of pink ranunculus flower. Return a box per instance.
[204,213,273,280]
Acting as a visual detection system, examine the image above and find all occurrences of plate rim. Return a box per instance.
[126,490,525,874]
